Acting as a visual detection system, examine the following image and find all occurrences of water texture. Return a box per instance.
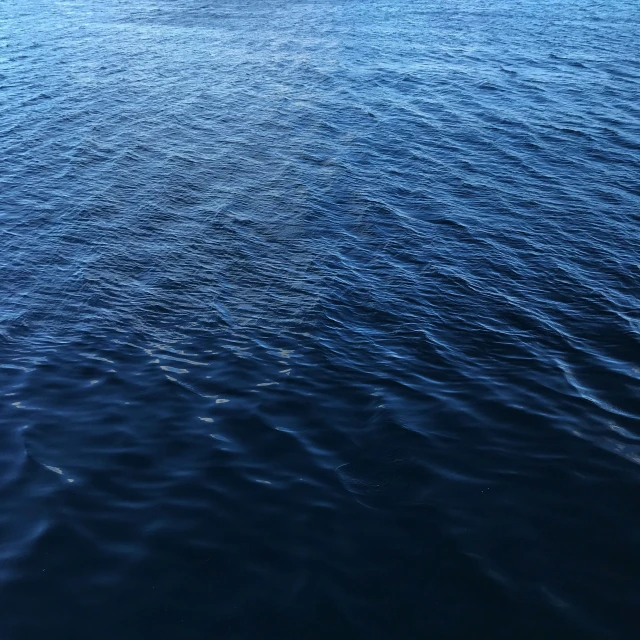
[1,0,639,638]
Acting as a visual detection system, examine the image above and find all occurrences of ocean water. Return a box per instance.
[1,0,639,638]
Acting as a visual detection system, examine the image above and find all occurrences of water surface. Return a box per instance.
[1,1,639,638]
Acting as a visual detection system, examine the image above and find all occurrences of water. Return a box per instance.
[1,0,639,637]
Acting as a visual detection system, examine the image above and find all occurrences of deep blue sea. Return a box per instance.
[1,0,639,638]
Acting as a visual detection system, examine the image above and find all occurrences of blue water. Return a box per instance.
[1,0,639,638]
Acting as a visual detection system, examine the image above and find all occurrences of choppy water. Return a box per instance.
[1,0,639,638]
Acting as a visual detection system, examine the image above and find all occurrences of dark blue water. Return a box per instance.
[1,0,639,638]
